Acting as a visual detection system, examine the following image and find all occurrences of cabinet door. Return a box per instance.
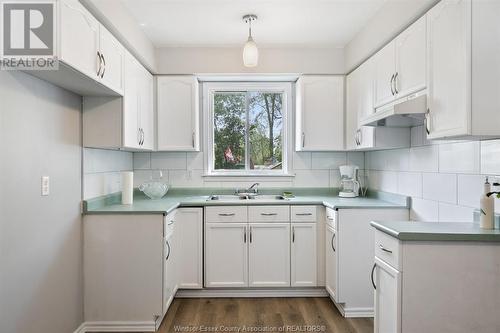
[395,15,427,98]
[99,26,125,95]
[325,225,338,301]
[122,52,141,149]
[59,0,100,79]
[374,257,401,333]
[291,223,317,287]
[346,68,360,150]
[296,76,344,151]
[177,208,203,289]
[373,41,396,108]
[427,0,470,139]
[163,235,175,312]
[205,223,248,288]
[157,76,200,151]
[140,67,154,150]
[248,223,290,287]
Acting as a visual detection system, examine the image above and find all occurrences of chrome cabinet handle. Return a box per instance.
[165,240,171,260]
[141,128,145,146]
[390,74,395,96]
[331,232,336,252]
[295,213,312,216]
[425,108,431,135]
[100,53,106,78]
[378,244,393,253]
[292,226,295,243]
[261,213,278,216]
[327,216,334,221]
[393,72,399,94]
[168,219,174,225]
[249,226,253,243]
[355,130,360,146]
[192,131,195,147]
[218,213,235,216]
[371,263,377,290]
[244,228,247,243]
[358,128,362,146]
[137,128,141,145]
[302,132,305,148]
[97,51,102,77]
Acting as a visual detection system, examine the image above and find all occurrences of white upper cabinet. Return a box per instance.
[98,26,125,95]
[296,76,344,151]
[157,76,200,151]
[373,15,427,110]
[426,0,469,139]
[347,59,410,151]
[394,16,427,98]
[59,0,100,80]
[427,0,500,139]
[373,42,396,108]
[139,65,155,150]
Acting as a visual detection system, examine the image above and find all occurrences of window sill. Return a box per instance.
[203,173,295,182]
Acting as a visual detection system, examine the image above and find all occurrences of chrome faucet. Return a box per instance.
[235,183,260,195]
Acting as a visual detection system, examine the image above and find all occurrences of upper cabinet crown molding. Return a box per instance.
[157,76,200,152]
[295,75,344,151]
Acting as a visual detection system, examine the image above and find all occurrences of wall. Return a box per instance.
[133,151,364,189]
[155,46,345,74]
[366,126,500,222]
[81,0,157,72]
[0,72,83,332]
[344,0,438,72]
[83,148,133,199]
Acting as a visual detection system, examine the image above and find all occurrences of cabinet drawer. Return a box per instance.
[248,206,290,222]
[374,229,401,270]
[205,206,247,223]
[291,206,317,222]
[325,207,337,229]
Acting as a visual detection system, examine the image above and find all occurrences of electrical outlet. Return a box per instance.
[41,176,50,196]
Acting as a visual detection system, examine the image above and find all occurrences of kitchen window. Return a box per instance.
[203,82,292,176]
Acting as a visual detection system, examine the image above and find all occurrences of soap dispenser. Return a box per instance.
[480,177,494,229]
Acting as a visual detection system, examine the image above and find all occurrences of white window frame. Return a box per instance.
[203,81,293,177]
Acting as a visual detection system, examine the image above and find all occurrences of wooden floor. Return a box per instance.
[155,297,373,333]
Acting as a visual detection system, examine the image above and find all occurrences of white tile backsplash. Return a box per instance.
[311,152,346,169]
[133,152,151,170]
[397,172,422,198]
[292,152,312,170]
[294,169,330,187]
[439,142,480,174]
[409,145,439,172]
[151,152,187,170]
[422,173,457,204]
[410,198,439,222]
[457,174,484,208]
[438,203,475,223]
[481,139,500,174]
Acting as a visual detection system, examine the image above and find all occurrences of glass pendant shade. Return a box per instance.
[243,36,258,67]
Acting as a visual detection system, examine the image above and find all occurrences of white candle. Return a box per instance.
[121,171,133,205]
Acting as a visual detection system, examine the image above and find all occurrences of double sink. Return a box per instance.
[207,194,289,202]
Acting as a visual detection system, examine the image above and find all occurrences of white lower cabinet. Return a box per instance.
[325,208,409,317]
[325,224,338,300]
[373,257,401,333]
[248,223,290,287]
[291,222,317,287]
[177,208,203,289]
[163,211,178,313]
[205,222,248,288]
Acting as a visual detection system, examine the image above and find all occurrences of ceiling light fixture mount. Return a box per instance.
[242,14,258,68]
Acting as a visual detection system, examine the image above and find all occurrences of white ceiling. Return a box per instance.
[120,0,386,48]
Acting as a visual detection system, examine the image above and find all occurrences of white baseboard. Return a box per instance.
[176,287,328,298]
[331,299,374,318]
[73,323,86,333]
[79,321,157,332]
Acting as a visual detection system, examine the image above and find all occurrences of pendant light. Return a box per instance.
[242,14,258,67]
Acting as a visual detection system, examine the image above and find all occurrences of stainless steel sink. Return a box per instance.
[207,194,289,201]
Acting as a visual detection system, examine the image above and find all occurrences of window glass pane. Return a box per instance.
[213,92,246,170]
[248,92,283,170]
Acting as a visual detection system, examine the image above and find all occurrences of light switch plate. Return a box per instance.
[41,176,49,196]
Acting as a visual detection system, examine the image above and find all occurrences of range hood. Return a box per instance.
[360,90,427,127]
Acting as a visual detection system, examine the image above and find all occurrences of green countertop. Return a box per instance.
[83,188,410,215]
[371,220,500,242]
